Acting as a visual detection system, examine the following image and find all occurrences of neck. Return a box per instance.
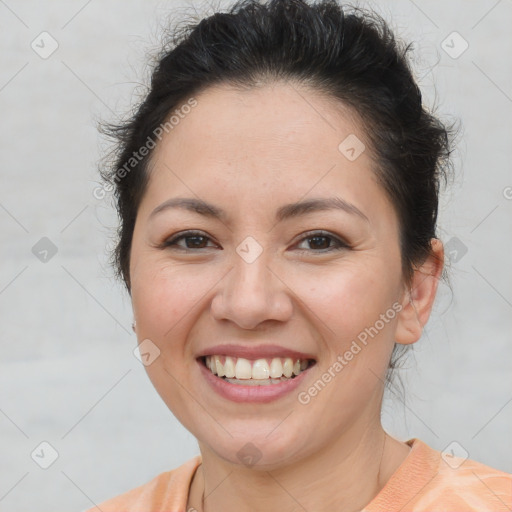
[188,422,410,512]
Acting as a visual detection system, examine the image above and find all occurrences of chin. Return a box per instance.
[196,423,313,470]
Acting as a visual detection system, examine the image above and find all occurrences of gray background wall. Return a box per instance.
[0,0,511,510]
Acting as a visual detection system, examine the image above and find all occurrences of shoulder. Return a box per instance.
[84,455,201,512]
[416,442,512,511]
[368,438,512,512]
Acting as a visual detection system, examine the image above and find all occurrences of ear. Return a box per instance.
[395,238,444,345]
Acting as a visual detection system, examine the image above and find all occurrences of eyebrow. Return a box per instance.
[149,196,369,223]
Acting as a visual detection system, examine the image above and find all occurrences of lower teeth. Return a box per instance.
[222,376,295,386]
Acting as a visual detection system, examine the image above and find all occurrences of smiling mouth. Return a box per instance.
[200,355,316,386]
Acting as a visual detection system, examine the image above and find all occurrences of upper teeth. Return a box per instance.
[205,355,310,379]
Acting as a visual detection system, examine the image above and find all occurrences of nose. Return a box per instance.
[210,250,293,330]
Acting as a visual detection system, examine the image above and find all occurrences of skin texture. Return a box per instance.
[129,82,444,512]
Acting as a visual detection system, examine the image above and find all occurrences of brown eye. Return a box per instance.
[295,231,349,252]
[163,231,218,250]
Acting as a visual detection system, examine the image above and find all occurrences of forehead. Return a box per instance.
[161,81,367,166]
[141,81,393,226]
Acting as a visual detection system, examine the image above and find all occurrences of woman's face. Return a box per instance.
[130,82,409,468]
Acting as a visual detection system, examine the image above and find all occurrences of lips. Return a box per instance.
[195,344,317,402]
[196,344,316,381]
[197,355,315,403]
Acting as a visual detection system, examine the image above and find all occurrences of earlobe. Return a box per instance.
[395,238,444,345]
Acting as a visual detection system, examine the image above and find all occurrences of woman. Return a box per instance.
[89,0,512,510]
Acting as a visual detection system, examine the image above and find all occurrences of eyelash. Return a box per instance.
[161,230,350,253]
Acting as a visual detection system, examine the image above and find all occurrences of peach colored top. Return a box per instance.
[87,438,512,511]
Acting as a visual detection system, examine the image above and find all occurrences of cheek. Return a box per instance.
[130,263,213,419]
[295,260,396,344]
[131,262,213,338]
[292,266,399,416]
